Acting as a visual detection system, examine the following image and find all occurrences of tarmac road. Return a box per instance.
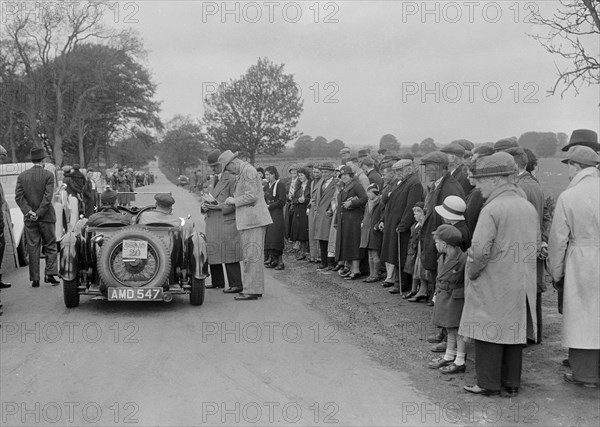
[0,162,434,427]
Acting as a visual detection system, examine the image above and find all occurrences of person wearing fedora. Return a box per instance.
[202,149,243,292]
[461,152,539,397]
[220,151,272,300]
[548,145,600,388]
[15,147,60,288]
[562,129,600,154]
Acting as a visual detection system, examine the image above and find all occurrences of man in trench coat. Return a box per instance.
[461,152,539,396]
[221,151,272,300]
[548,146,600,387]
[202,149,243,292]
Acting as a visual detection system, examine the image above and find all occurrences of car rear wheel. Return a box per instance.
[190,277,205,306]
[63,279,80,308]
[98,227,171,289]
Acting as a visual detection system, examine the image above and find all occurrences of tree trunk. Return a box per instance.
[53,83,64,166]
[78,120,86,166]
[249,150,255,165]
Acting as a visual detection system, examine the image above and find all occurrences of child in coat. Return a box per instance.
[427,224,468,374]
[360,184,383,282]
[403,202,425,298]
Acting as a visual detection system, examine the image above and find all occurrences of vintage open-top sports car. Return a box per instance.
[59,199,207,308]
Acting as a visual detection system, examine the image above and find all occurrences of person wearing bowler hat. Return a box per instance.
[419,151,465,304]
[137,193,181,226]
[202,149,244,291]
[561,129,600,153]
[220,150,272,301]
[461,152,539,397]
[548,145,600,388]
[15,147,60,288]
[427,224,468,375]
[379,159,424,294]
[441,143,473,196]
[334,165,368,280]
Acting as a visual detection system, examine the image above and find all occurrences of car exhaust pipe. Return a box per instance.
[163,292,173,302]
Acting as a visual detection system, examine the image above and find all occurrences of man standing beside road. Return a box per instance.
[15,147,59,288]
[220,150,272,301]
[201,149,244,293]
[548,146,600,388]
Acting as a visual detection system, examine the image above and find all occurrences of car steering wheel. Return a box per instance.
[133,206,156,224]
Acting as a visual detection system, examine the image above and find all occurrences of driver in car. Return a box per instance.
[137,193,181,226]
[87,189,132,227]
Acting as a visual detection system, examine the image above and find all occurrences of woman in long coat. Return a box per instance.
[335,166,367,280]
[290,168,311,260]
[263,166,287,270]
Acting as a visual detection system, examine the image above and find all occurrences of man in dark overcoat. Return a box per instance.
[379,159,424,294]
[15,147,59,287]
[201,149,243,292]
[420,151,465,299]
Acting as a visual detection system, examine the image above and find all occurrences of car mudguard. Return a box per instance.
[189,231,208,280]
[59,231,79,281]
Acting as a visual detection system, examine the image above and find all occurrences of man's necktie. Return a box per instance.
[214,175,219,187]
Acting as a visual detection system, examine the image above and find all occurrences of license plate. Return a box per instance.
[108,287,163,301]
[122,240,148,259]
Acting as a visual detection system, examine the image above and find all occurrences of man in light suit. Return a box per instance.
[220,150,272,301]
[201,149,243,292]
[312,162,338,270]
[15,147,59,288]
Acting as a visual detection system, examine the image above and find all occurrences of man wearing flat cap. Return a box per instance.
[220,150,272,301]
[548,145,600,387]
[202,149,243,292]
[461,152,539,396]
[419,151,465,304]
[493,137,519,152]
[379,159,423,294]
[15,147,59,287]
[441,143,473,195]
[137,193,181,226]
[87,189,132,227]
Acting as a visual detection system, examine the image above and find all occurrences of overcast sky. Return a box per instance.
[112,0,599,147]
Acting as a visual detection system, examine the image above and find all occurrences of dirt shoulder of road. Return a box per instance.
[276,251,600,426]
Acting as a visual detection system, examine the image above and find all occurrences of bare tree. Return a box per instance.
[528,0,600,97]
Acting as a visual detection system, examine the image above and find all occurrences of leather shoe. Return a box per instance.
[408,294,428,302]
[381,281,395,288]
[562,358,570,367]
[223,287,242,294]
[464,385,500,396]
[332,264,344,271]
[427,333,444,343]
[388,286,400,294]
[431,342,447,353]
[0,282,11,289]
[502,386,519,396]
[45,275,60,285]
[205,284,225,289]
[440,362,466,374]
[402,291,416,299]
[428,357,454,369]
[32,280,40,288]
[234,293,260,301]
[344,272,361,280]
[564,373,598,388]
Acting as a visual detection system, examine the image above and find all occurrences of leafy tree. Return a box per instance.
[557,132,569,149]
[411,143,420,154]
[312,136,329,157]
[110,133,157,170]
[203,57,303,164]
[328,139,345,156]
[528,0,600,96]
[518,131,559,158]
[380,134,400,152]
[159,116,206,174]
[419,138,437,154]
[293,135,312,159]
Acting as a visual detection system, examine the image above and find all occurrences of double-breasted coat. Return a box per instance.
[334,178,367,261]
[380,173,424,266]
[290,180,311,241]
[432,249,467,328]
[264,180,287,251]
[205,171,243,265]
[231,162,272,230]
[459,184,539,344]
[360,197,383,250]
[548,167,600,349]
[421,173,464,272]
[312,177,337,241]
